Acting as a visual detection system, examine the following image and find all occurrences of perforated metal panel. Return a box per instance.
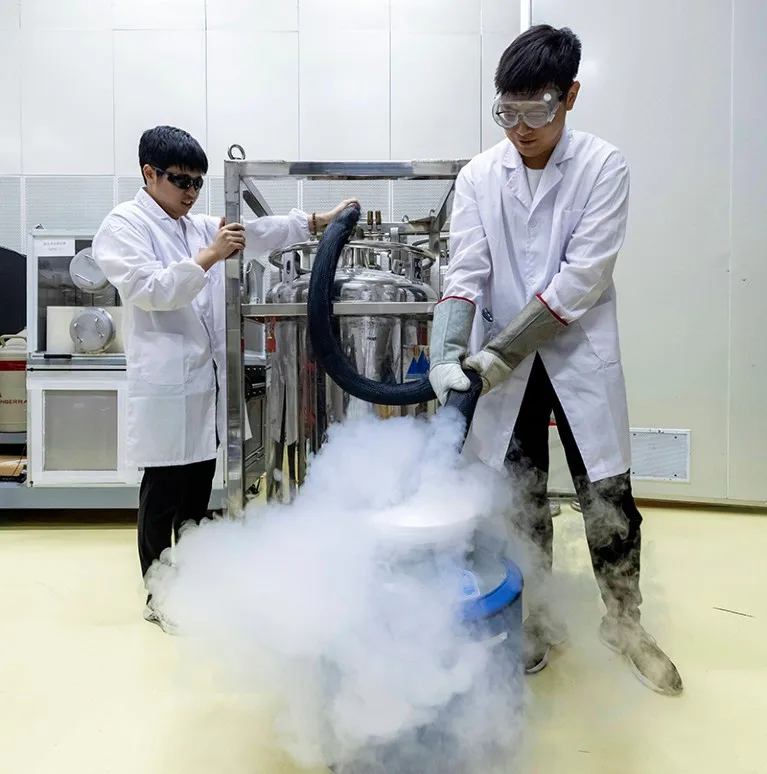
[630,428,691,482]
[117,177,143,204]
[25,177,115,233]
[253,179,300,216]
[191,182,208,216]
[207,177,225,217]
[208,177,299,218]
[391,180,454,222]
[301,179,390,220]
[0,177,22,253]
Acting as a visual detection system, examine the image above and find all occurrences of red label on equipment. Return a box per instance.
[0,361,25,371]
[265,318,276,353]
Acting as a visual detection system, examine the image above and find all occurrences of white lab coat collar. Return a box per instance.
[503,128,575,213]
[135,187,191,228]
[501,127,575,170]
[135,187,171,220]
[135,187,194,258]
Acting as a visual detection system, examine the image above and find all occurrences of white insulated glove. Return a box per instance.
[463,350,510,396]
[428,296,476,406]
[429,362,471,405]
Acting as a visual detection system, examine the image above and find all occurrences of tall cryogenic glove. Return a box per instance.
[465,296,567,394]
[428,296,476,405]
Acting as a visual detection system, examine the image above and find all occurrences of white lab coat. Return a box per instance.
[445,129,632,482]
[93,188,309,468]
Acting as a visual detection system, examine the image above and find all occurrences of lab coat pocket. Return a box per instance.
[579,301,620,365]
[140,332,186,386]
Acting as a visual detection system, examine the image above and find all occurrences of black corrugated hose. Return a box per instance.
[306,204,483,438]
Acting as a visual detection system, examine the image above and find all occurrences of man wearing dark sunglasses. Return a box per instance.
[92,125,356,633]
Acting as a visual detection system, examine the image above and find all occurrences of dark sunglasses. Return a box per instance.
[153,167,205,191]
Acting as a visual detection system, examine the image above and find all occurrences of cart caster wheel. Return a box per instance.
[549,500,561,517]
[570,498,582,512]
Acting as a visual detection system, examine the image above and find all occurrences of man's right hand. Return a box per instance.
[429,362,471,405]
[211,218,246,260]
[196,218,246,271]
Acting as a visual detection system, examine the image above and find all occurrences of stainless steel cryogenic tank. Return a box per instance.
[223,158,468,517]
[262,239,439,501]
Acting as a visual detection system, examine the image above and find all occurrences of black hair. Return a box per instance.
[494,25,581,98]
[138,125,208,180]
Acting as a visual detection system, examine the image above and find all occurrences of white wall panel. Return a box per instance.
[299,0,389,31]
[0,29,22,174]
[207,31,299,175]
[20,0,111,29]
[728,0,767,503]
[391,33,480,159]
[113,0,205,30]
[205,0,298,31]
[390,0,481,34]
[482,0,520,34]
[21,30,114,175]
[299,31,389,161]
[534,0,732,501]
[481,33,513,151]
[0,0,20,28]
[113,31,206,176]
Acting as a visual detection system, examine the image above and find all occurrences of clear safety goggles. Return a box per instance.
[491,90,561,130]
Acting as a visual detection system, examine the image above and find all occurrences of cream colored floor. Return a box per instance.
[1,504,765,774]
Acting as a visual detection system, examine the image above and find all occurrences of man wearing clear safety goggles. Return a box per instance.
[428,25,683,697]
[492,90,561,130]
[491,87,577,168]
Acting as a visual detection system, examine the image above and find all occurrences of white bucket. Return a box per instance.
[0,331,27,433]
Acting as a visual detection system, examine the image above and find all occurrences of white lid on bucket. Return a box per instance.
[0,330,27,357]
[370,500,479,549]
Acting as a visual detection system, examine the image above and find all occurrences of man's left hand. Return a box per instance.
[464,349,512,395]
[315,199,361,229]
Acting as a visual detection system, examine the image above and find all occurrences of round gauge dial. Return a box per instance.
[69,247,109,292]
[69,307,116,354]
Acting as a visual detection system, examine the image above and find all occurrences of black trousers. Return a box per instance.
[138,363,221,582]
[137,458,217,579]
[507,354,643,621]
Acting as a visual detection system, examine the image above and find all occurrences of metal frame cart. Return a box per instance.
[223,157,469,518]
